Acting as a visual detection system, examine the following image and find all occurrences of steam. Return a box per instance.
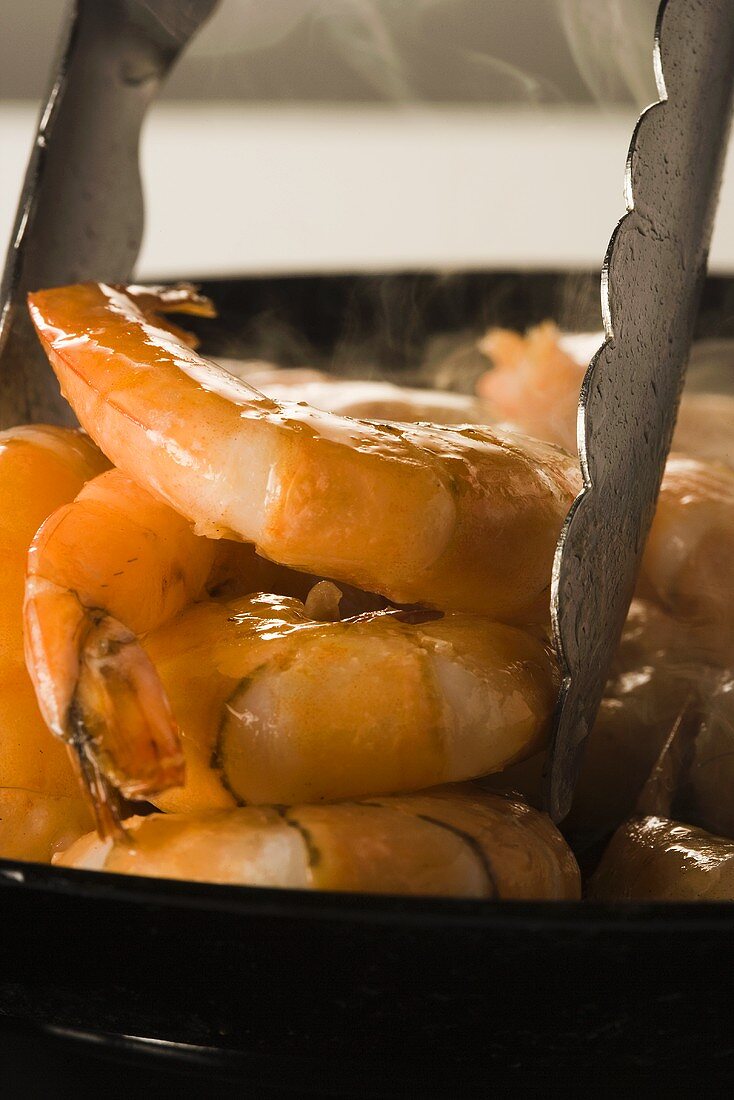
[313,1,414,102]
[184,0,568,104]
[184,1,316,56]
[177,0,662,108]
[559,0,659,108]
[163,0,670,376]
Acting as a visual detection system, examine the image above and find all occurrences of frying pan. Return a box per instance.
[2,269,734,1085]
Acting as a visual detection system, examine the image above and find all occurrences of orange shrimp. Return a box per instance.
[639,455,734,653]
[143,592,558,812]
[28,283,581,625]
[24,467,311,811]
[56,784,581,899]
[0,425,108,859]
[24,465,559,810]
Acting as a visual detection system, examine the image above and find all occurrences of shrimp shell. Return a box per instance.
[590,815,734,901]
[56,784,580,899]
[143,593,559,811]
[28,283,581,623]
[0,425,107,858]
[24,468,311,807]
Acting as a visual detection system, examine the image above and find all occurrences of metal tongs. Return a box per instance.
[0,0,218,428]
[548,0,734,820]
[1,0,733,823]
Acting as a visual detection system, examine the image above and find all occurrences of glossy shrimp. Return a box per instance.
[145,591,558,811]
[24,469,558,808]
[494,592,734,851]
[56,784,581,899]
[24,467,311,808]
[0,424,108,860]
[638,455,734,653]
[485,599,702,841]
[28,283,581,624]
[589,816,734,901]
[680,670,734,841]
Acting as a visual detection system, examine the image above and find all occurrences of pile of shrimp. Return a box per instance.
[479,322,734,900]
[4,281,734,901]
[1,282,586,900]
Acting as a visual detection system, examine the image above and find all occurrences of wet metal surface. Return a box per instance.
[0,0,218,428]
[548,0,734,820]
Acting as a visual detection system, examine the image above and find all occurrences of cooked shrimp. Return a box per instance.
[672,395,734,468]
[640,455,734,652]
[0,788,94,863]
[477,323,585,453]
[623,663,734,844]
[485,600,700,841]
[681,672,734,840]
[478,323,734,469]
[589,815,734,901]
[28,283,580,623]
[24,459,559,809]
[226,365,494,425]
[24,468,311,807]
[55,784,580,899]
[0,425,107,859]
[139,592,558,812]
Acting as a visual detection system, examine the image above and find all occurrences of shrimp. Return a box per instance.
[226,365,494,425]
[55,784,581,899]
[478,326,734,648]
[639,455,734,653]
[589,815,734,901]
[672,395,734,468]
[617,661,734,844]
[478,323,734,469]
[0,425,108,859]
[24,464,559,808]
[477,323,585,453]
[24,467,311,808]
[0,789,94,863]
[493,591,734,851]
[681,671,734,840]
[143,592,558,811]
[485,600,700,842]
[28,283,581,623]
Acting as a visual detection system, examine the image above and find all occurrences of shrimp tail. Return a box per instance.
[66,737,130,842]
[24,579,185,809]
[73,611,185,799]
[125,282,216,349]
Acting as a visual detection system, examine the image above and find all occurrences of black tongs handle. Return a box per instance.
[0,0,218,428]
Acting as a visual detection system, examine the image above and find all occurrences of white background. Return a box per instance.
[3,101,734,280]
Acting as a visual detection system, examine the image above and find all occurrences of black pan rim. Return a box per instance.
[3,854,734,930]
